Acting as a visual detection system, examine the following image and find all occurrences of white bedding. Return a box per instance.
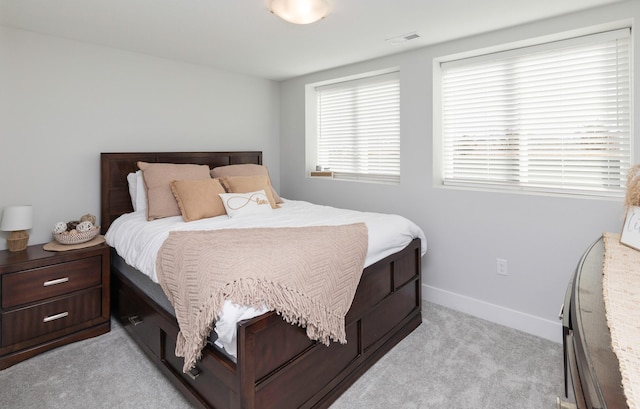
[105,199,427,357]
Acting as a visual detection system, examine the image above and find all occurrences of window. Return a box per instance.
[306,70,400,184]
[438,28,631,197]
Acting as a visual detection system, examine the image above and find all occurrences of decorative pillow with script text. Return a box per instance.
[219,190,274,218]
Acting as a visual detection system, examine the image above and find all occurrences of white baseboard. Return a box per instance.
[423,284,563,344]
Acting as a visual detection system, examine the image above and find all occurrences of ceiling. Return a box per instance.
[0,0,626,81]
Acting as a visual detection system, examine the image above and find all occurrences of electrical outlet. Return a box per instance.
[497,258,508,276]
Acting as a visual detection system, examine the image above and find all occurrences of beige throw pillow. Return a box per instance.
[210,164,283,203]
[170,179,227,222]
[137,161,211,220]
[220,175,279,209]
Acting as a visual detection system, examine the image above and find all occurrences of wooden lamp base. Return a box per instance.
[7,230,29,252]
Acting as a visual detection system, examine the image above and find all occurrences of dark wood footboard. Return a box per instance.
[111,237,422,409]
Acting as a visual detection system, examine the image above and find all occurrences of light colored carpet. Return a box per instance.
[331,303,562,409]
[0,302,563,408]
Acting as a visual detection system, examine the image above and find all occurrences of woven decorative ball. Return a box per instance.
[53,226,100,245]
[52,221,68,234]
[76,220,94,233]
[80,213,97,225]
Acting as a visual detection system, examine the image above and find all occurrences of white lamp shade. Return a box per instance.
[270,0,329,24]
[1,205,33,231]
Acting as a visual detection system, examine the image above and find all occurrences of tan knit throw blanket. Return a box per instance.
[156,223,368,372]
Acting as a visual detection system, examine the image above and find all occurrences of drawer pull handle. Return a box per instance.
[187,366,201,381]
[558,303,564,320]
[43,277,69,287]
[43,311,69,323]
[128,315,143,326]
[556,397,576,409]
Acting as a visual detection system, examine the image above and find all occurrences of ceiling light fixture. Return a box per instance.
[270,0,330,25]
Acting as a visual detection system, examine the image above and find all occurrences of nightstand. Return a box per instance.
[0,243,110,369]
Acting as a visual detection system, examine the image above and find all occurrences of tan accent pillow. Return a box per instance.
[210,164,283,203]
[137,161,211,220]
[170,179,227,222]
[220,175,278,209]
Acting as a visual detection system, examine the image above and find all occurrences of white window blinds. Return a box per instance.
[316,71,400,184]
[441,28,631,197]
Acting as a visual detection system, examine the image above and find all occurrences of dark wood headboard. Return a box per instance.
[100,151,262,234]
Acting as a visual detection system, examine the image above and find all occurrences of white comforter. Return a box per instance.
[105,199,427,357]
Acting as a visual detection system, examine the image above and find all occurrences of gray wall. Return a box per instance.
[278,0,640,342]
[0,26,280,248]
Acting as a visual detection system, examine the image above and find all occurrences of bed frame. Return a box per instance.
[101,151,422,409]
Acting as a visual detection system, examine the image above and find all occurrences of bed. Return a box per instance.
[101,151,425,409]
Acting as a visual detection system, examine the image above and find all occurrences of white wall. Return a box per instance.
[0,26,280,249]
[279,0,640,342]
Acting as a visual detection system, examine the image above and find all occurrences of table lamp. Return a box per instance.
[1,205,33,252]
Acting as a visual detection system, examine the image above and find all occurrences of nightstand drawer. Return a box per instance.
[1,288,102,347]
[2,256,102,308]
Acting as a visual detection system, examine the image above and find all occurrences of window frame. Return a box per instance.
[305,67,401,184]
[433,26,633,199]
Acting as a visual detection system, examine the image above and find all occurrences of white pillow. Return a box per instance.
[127,172,138,211]
[219,190,273,218]
[126,170,147,213]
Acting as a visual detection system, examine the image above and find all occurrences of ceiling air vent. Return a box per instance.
[385,32,421,45]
